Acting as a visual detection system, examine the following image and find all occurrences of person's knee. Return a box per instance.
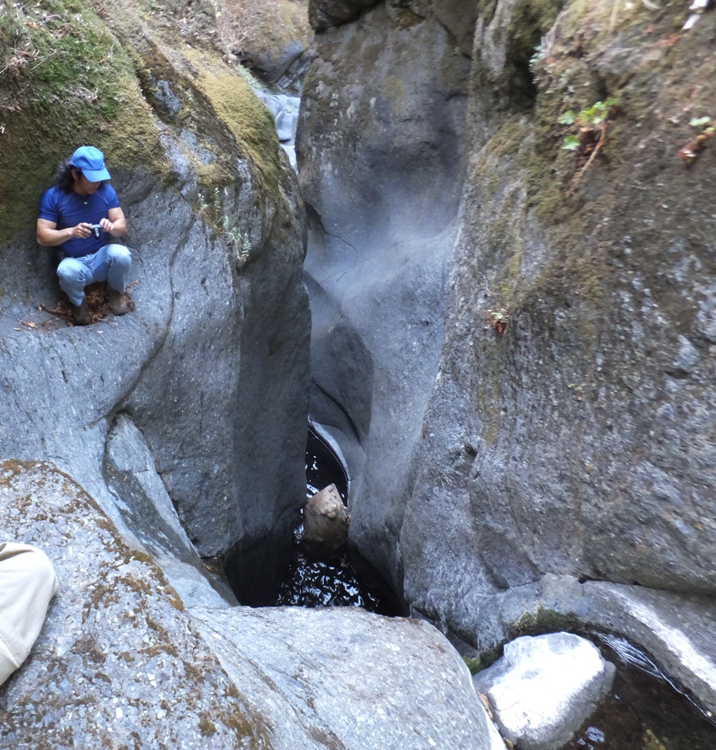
[108,245,131,269]
[19,547,57,592]
[57,259,84,284]
[3,545,58,604]
[0,543,58,686]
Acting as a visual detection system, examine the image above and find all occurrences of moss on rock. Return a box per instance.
[184,47,281,198]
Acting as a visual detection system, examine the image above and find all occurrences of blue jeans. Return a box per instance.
[57,244,131,307]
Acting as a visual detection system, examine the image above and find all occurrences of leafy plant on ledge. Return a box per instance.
[559,97,619,190]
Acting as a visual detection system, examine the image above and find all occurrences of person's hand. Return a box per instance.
[73,222,92,239]
[100,217,115,235]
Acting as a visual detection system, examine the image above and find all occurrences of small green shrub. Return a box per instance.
[559,97,618,150]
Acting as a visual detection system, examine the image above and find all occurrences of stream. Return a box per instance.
[564,633,716,750]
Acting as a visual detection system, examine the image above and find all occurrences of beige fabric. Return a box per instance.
[0,543,58,686]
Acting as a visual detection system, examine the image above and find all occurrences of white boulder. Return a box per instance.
[473,632,615,750]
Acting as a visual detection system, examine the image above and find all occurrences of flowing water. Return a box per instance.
[564,633,716,749]
[280,426,716,747]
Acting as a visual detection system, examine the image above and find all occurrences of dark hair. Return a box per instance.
[53,158,106,192]
[55,160,76,193]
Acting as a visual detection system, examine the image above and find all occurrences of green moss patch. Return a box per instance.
[0,0,286,245]
[184,48,280,198]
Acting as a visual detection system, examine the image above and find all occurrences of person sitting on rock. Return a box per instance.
[36,146,132,326]
[0,543,58,687]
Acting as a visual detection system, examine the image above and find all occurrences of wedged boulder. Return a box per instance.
[303,483,349,556]
[0,460,500,750]
[473,633,615,750]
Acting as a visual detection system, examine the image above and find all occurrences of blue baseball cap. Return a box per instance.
[70,146,111,181]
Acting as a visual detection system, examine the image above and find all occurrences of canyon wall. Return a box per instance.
[302,0,716,708]
[299,0,472,580]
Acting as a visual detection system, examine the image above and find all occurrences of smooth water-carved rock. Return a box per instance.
[299,0,716,716]
[401,0,716,628]
[191,605,498,750]
[104,414,235,608]
[489,574,716,715]
[0,461,267,749]
[303,483,349,556]
[299,0,473,590]
[473,633,615,750]
[259,92,302,167]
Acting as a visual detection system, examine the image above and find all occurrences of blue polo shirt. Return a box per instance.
[39,183,121,257]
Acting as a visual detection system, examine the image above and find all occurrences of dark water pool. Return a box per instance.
[564,633,716,750]
[275,425,403,616]
[275,428,716,750]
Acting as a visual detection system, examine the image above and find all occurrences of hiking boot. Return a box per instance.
[73,301,90,326]
[108,288,129,316]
